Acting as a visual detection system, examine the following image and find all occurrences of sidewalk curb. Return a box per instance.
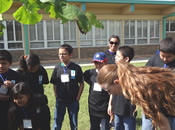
[11,59,148,70]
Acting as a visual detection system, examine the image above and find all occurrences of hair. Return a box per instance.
[8,82,32,130]
[8,82,49,130]
[117,46,134,62]
[159,37,175,55]
[19,53,40,72]
[59,44,73,54]
[0,50,12,63]
[10,82,32,99]
[97,62,175,128]
[108,35,120,45]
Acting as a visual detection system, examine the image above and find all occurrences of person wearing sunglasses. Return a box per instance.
[104,35,120,64]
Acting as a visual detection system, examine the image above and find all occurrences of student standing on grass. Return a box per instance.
[97,61,175,130]
[108,46,136,130]
[50,44,84,130]
[16,54,49,95]
[84,52,110,130]
[104,35,120,64]
[142,37,175,130]
[8,82,51,130]
[0,50,21,130]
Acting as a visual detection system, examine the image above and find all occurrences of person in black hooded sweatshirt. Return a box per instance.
[8,82,50,130]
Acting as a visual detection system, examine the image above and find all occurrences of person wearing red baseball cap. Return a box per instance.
[84,52,110,130]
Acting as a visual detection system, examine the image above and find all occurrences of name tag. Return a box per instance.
[23,119,32,129]
[93,82,102,92]
[0,84,8,94]
[61,74,69,83]
[39,75,43,84]
[71,70,76,79]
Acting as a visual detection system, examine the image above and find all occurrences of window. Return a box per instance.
[95,20,107,46]
[80,29,93,46]
[150,20,159,44]
[109,20,121,38]
[137,21,148,44]
[6,20,23,49]
[46,20,61,47]
[79,20,121,47]
[29,21,44,48]
[124,20,135,44]
[124,20,160,45]
[166,20,175,32]
[63,21,77,46]
[29,20,77,48]
[0,35,4,49]
[2,19,161,50]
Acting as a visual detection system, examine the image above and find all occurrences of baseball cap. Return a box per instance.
[92,52,108,63]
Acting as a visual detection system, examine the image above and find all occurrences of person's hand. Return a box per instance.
[76,97,80,101]
[4,80,15,88]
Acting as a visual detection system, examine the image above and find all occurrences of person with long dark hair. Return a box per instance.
[17,54,49,95]
[8,82,50,130]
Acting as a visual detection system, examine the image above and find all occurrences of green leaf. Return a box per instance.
[54,0,67,16]
[0,0,13,14]
[48,4,68,23]
[62,4,80,20]
[86,12,104,29]
[76,11,91,34]
[13,6,42,25]
[0,22,5,36]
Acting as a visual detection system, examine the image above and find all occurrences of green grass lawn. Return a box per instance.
[44,62,146,130]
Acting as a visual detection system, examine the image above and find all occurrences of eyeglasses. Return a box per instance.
[58,53,68,56]
[109,41,119,45]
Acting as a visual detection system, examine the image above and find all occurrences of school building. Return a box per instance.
[1,0,175,62]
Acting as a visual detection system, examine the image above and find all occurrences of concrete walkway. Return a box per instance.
[11,58,148,70]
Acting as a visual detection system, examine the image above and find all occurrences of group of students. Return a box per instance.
[0,50,50,130]
[85,35,175,130]
[0,35,175,130]
[97,36,175,130]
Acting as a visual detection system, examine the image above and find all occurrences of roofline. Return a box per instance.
[68,0,175,5]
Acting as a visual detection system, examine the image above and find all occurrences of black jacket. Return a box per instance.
[8,95,50,130]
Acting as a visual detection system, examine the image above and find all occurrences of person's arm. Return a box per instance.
[158,113,171,130]
[108,95,113,116]
[76,82,84,101]
[83,70,91,85]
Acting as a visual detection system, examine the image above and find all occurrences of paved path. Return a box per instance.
[11,59,148,70]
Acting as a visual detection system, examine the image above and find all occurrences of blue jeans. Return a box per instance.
[53,98,79,130]
[89,114,110,130]
[114,114,136,130]
[142,114,175,130]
